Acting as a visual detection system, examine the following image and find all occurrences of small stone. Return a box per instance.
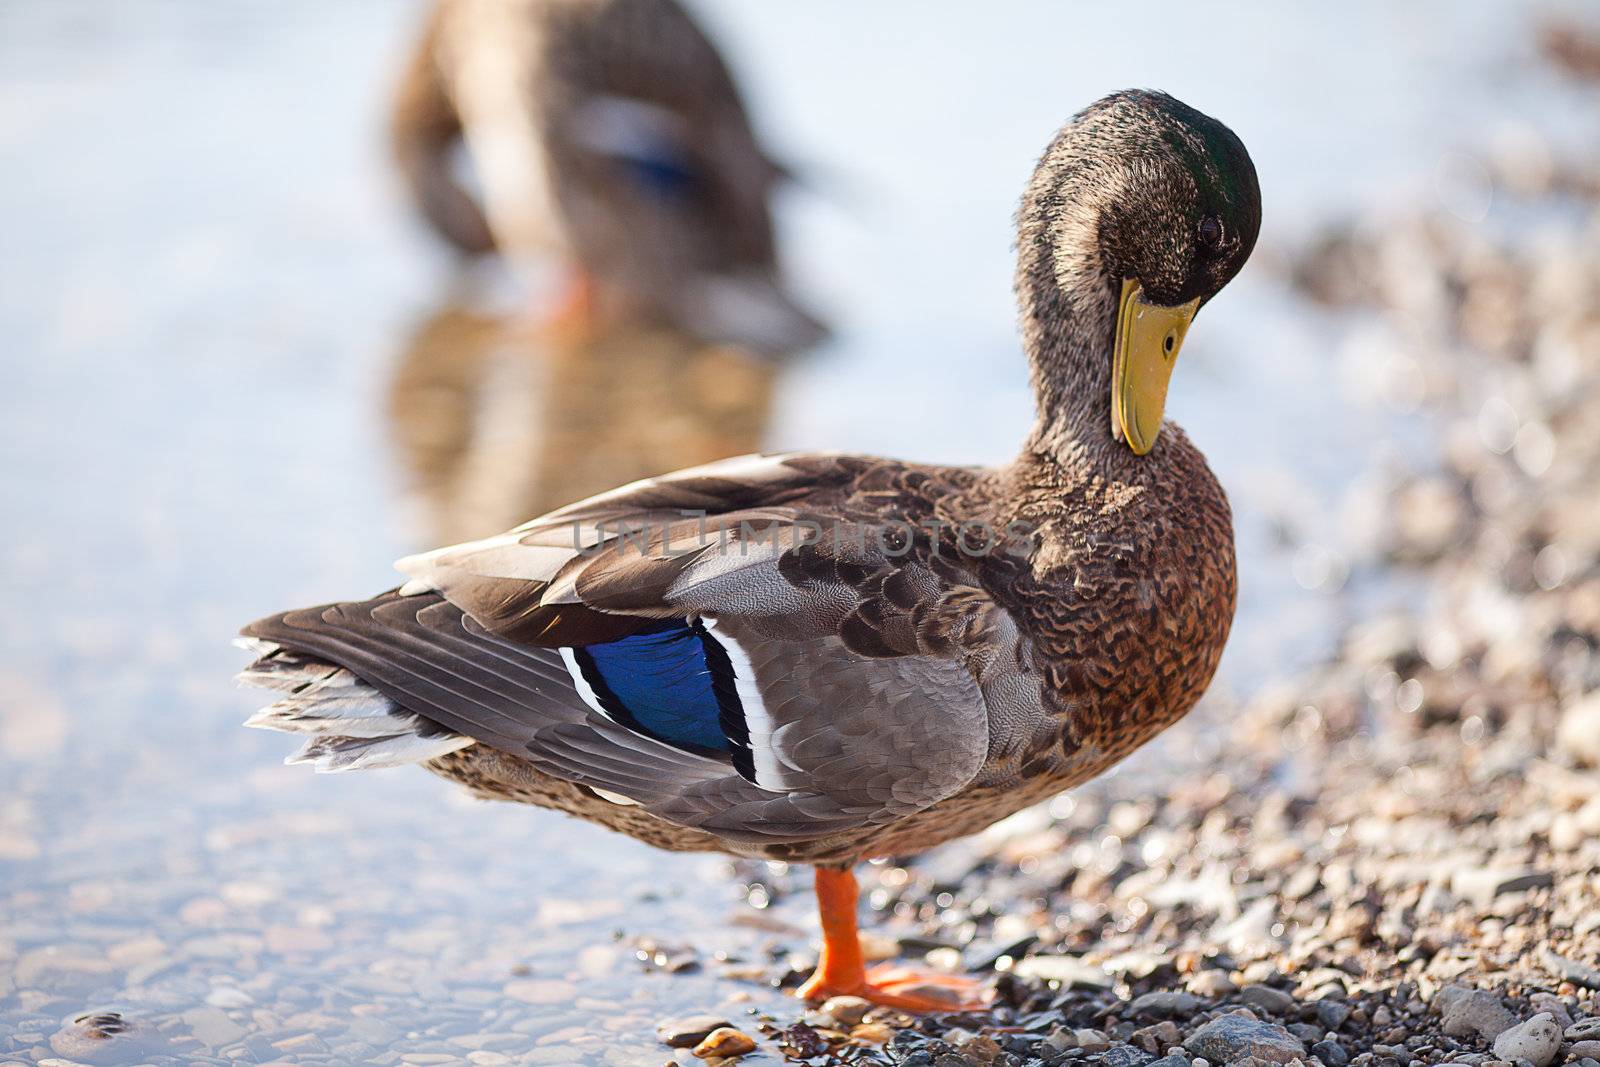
[1288,1022,1325,1043]
[850,1022,893,1044]
[47,1012,165,1065]
[1557,692,1600,767]
[1130,991,1205,1018]
[1103,1045,1155,1067]
[1317,998,1353,1031]
[1132,1022,1183,1054]
[1313,1039,1350,1066]
[1240,985,1297,1016]
[1550,814,1585,852]
[1190,970,1239,996]
[1567,1020,1600,1042]
[1451,868,1553,908]
[1569,1042,1600,1058]
[958,1036,1004,1065]
[1075,1028,1112,1053]
[1440,989,1518,1041]
[466,1053,512,1066]
[1542,951,1600,990]
[1184,1013,1306,1064]
[1146,1057,1187,1067]
[656,1015,732,1049]
[692,1027,757,1059]
[1491,1013,1561,1067]
[1527,994,1571,1029]
[1043,1026,1079,1052]
[821,995,872,1027]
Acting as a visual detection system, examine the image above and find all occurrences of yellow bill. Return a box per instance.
[1111,279,1200,455]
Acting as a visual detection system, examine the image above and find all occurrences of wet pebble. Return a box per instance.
[656,1014,732,1049]
[691,1026,756,1059]
[819,994,872,1027]
[47,1012,167,1064]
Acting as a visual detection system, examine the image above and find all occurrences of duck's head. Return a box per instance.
[1019,90,1260,457]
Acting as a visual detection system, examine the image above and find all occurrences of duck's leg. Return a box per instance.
[795,865,991,1012]
[543,268,595,337]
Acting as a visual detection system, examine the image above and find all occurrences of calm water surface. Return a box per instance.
[0,1,1586,1062]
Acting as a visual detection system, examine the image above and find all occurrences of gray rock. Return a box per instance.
[1289,1023,1326,1043]
[1317,998,1353,1031]
[654,1014,730,1049]
[1130,991,1205,1018]
[1147,1057,1188,1067]
[1542,951,1600,990]
[1312,1039,1350,1066]
[1569,1042,1600,1058]
[1132,1021,1183,1054]
[1183,1012,1307,1064]
[1527,993,1571,1029]
[1491,1013,1562,1067]
[1103,1045,1155,1067]
[1567,1020,1600,1042]
[1240,985,1297,1016]
[1440,989,1518,1042]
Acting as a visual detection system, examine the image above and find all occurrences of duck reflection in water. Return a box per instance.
[385,0,827,544]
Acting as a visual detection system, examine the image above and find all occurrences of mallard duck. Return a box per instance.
[239,89,1260,1011]
[390,0,825,355]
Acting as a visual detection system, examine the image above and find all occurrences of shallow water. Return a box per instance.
[0,1,1590,1062]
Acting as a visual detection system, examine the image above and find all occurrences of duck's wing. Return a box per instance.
[243,453,1033,846]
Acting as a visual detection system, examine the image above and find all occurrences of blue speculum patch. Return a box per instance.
[576,621,735,753]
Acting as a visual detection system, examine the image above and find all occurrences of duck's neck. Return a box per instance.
[1011,157,1126,470]
[1016,231,1127,471]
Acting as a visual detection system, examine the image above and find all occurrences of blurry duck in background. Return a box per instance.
[243,91,1259,1011]
[386,0,824,543]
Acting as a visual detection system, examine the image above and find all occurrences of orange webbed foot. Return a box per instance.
[798,962,993,1012]
[797,867,993,1014]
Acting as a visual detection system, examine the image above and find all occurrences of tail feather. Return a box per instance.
[236,640,473,773]
[284,730,472,773]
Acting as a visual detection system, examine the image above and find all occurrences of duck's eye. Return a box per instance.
[1197,215,1223,249]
